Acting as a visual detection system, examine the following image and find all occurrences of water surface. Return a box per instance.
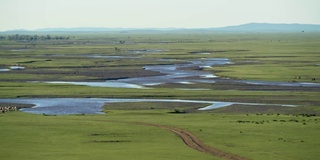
[0,98,296,115]
[0,69,10,72]
[44,58,229,88]
[42,57,320,89]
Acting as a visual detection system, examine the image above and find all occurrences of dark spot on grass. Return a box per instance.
[42,113,57,116]
[169,109,186,114]
[90,133,109,136]
[90,140,131,143]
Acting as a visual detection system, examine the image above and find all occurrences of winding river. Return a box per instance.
[45,57,320,88]
[46,58,230,88]
[1,53,318,115]
[0,98,296,115]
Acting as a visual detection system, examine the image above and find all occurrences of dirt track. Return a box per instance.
[132,122,249,160]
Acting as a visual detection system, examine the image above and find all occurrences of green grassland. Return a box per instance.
[1,110,319,160]
[0,32,320,159]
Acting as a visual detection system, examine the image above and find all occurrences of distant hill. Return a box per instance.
[2,23,320,33]
[212,23,320,32]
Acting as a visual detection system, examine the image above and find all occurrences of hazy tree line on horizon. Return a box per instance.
[0,34,72,41]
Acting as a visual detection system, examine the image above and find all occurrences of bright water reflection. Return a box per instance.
[44,58,229,88]
[0,98,296,115]
[0,69,10,72]
[42,57,320,88]
[47,81,146,89]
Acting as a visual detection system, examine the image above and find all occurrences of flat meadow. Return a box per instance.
[0,32,319,159]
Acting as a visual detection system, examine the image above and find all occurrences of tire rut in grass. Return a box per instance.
[131,122,249,160]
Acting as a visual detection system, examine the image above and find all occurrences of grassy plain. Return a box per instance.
[1,110,319,160]
[0,32,319,159]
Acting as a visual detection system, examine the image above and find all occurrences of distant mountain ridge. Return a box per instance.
[214,23,320,32]
[2,23,320,33]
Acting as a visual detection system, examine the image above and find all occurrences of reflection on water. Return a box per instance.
[46,81,146,89]
[0,66,25,72]
[0,98,296,115]
[10,66,25,70]
[0,69,10,72]
[44,58,228,88]
[42,57,320,89]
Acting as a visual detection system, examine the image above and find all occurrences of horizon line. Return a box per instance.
[2,22,320,32]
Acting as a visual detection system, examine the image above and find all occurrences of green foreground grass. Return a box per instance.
[1,110,319,160]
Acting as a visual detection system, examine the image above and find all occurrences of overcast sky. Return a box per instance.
[1,0,319,31]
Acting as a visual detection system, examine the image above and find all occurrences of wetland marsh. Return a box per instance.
[0,32,319,160]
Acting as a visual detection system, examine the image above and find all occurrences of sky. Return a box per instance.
[0,0,320,31]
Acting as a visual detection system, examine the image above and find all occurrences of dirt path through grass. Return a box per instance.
[131,122,249,160]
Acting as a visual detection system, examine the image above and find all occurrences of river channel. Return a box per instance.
[0,54,317,115]
[45,57,320,88]
[0,98,296,115]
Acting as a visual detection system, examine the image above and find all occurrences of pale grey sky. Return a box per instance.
[1,0,319,31]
